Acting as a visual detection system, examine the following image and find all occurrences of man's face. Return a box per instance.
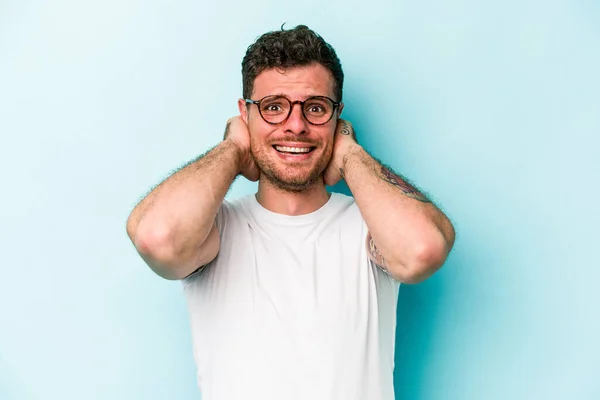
[238,63,342,192]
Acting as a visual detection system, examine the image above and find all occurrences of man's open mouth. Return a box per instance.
[273,145,316,155]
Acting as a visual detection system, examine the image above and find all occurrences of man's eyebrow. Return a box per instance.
[267,93,331,100]
[271,92,291,98]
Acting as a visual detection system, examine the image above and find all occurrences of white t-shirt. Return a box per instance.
[182,192,401,400]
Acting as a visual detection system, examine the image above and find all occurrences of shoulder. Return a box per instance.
[317,192,362,229]
[216,195,253,225]
[329,191,355,204]
[327,191,359,213]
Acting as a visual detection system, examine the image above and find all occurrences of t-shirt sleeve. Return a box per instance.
[214,199,230,234]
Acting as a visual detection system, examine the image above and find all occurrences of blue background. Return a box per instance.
[1,0,598,399]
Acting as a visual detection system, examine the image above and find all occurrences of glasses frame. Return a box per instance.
[245,95,341,126]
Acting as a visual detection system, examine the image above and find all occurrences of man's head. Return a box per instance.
[238,25,345,192]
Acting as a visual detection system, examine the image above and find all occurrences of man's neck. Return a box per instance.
[256,179,330,216]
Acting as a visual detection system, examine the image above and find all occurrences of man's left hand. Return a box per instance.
[323,119,361,186]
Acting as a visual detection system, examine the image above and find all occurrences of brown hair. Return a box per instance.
[241,25,344,101]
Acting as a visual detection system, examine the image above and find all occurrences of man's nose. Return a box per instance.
[284,103,309,134]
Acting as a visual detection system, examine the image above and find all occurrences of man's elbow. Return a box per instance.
[126,212,139,244]
[391,231,453,284]
[129,223,189,280]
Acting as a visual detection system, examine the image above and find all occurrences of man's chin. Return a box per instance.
[262,171,324,193]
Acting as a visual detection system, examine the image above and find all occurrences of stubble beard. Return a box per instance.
[250,140,332,193]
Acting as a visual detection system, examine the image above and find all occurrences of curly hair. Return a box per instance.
[241,25,344,101]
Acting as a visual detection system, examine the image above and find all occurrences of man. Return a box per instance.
[126,25,454,400]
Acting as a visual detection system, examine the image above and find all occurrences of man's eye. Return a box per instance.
[263,104,283,112]
[306,105,325,113]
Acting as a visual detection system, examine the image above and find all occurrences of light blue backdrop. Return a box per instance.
[1,0,598,399]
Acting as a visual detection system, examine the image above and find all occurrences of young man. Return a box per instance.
[126,25,454,400]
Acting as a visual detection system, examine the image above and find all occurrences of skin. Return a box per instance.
[127,62,455,283]
[238,63,342,216]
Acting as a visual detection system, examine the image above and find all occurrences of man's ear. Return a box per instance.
[337,102,344,117]
[238,99,249,124]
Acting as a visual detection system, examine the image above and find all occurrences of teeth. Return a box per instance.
[275,146,312,153]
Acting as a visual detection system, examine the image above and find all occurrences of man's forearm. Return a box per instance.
[127,140,241,271]
[341,145,455,283]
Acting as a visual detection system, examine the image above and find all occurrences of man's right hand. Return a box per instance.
[223,116,260,181]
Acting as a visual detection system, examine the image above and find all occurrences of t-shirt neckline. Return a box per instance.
[247,192,340,225]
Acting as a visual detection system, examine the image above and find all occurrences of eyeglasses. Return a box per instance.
[245,95,341,126]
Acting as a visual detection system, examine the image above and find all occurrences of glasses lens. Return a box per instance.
[303,97,334,124]
[259,96,290,124]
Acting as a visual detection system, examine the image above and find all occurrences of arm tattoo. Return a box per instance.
[367,232,389,274]
[379,165,431,203]
[340,121,351,135]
